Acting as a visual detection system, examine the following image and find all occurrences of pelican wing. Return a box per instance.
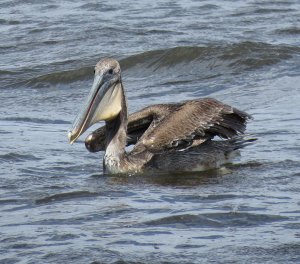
[135,98,251,153]
[85,104,176,152]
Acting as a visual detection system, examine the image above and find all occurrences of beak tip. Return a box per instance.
[68,131,75,145]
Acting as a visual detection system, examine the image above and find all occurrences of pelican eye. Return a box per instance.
[108,69,113,74]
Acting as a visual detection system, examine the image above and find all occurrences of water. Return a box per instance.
[1,0,300,263]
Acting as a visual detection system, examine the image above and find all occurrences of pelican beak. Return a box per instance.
[68,72,122,144]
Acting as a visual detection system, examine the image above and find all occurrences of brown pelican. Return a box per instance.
[68,58,254,174]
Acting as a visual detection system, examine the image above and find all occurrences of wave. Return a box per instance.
[0,152,42,162]
[0,18,20,25]
[0,117,70,125]
[121,41,299,72]
[120,41,300,72]
[275,27,300,35]
[5,41,300,88]
[35,191,100,204]
[24,66,93,88]
[141,212,288,228]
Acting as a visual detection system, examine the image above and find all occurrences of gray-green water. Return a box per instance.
[1,0,300,263]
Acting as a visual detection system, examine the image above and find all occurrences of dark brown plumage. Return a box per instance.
[85,98,251,155]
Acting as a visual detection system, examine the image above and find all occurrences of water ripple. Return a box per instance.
[0,152,42,162]
[7,41,299,88]
[142,212,288,228]
[35,191,100,205]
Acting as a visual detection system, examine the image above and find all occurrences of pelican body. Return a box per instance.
[68,58,254,174]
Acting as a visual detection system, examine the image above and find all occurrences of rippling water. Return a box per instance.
[1,0,300,263]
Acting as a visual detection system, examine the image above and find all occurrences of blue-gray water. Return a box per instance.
[1,0,300,263]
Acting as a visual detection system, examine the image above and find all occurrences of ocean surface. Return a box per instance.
[1,0,300,263]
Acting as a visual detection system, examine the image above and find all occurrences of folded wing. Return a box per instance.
[85,98,251,154]
[84,103,176,152]
[135,98,251,153]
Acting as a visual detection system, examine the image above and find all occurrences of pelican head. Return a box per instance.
[68,58,123,144]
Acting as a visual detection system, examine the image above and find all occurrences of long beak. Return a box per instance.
[68,73,122,144]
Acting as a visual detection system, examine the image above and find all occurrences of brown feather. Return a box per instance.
[138,98,251,153]
[85,98,251,154]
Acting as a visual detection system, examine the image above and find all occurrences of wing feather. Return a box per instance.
[85,98,251,155]
[84,104,175,152]
[139,98,251,153]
